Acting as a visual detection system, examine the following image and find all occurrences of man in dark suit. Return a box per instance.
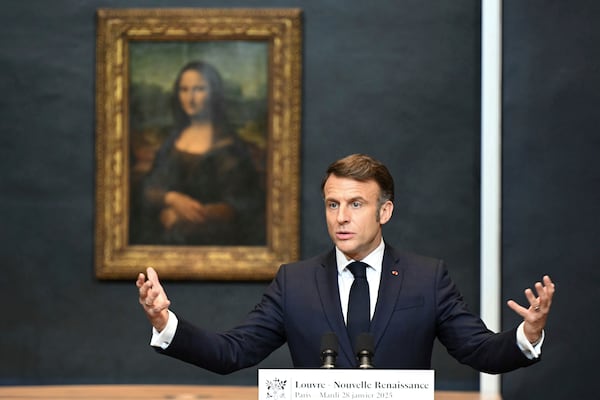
[137,154,555,373]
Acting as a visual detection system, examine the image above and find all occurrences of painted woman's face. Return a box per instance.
[178,70,210,119]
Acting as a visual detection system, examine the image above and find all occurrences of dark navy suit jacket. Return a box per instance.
[160,245,537,374]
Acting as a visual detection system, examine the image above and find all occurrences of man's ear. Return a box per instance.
[379,200,394,225]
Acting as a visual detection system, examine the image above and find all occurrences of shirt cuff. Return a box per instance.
[150,310,178,350]
[516,321,544,359]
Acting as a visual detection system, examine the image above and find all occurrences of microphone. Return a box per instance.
[354,333,374,369]
[320,332,339,369]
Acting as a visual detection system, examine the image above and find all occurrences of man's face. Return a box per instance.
[323,175,393,261]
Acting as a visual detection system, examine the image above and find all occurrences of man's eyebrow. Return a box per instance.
[324,196,367,203]
[348,196,367,203]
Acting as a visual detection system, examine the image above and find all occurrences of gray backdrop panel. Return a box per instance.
[502,1,600,399]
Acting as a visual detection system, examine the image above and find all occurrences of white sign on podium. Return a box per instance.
[259,369,434,400]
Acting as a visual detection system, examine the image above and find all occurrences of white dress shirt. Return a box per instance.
[336,239,385,322]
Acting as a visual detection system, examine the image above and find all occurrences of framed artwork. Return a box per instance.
[94,8,302,280]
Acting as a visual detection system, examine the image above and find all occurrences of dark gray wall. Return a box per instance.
[0,0,481,390]
[502,1,600,398]
[3,1,595,399]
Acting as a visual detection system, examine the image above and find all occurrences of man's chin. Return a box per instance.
[335,242,358,258]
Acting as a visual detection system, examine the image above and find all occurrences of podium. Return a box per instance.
[259,369,435,400]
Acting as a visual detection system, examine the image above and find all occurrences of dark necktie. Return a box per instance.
[346,261,371,348]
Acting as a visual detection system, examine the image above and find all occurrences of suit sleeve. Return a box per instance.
[156,268,287,374]
[434,262,539,374]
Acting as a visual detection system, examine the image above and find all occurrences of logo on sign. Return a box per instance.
[265,377,287,399]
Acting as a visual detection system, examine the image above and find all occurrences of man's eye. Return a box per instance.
[328,202,339,209]
[351,201,362,208]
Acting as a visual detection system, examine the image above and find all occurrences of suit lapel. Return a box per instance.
[370,246,404,351]
[314,250,355,365]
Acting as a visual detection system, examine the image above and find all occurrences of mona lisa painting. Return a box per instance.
[95,8,302,280]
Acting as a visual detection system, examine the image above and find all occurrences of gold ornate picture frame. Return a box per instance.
[95,8,302,280]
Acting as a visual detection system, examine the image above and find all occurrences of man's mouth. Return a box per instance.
[336,231,354,240]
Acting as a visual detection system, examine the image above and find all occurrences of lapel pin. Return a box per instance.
[391,270,399,276]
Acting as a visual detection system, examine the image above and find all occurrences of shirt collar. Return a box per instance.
[336,239,385,275]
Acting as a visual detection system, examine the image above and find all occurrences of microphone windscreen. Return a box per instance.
[320,332,339,353]
[354,332,374,355]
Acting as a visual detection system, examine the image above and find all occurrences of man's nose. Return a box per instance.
[336,205,349,224]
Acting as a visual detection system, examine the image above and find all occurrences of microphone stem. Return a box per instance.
[357,351,373,369]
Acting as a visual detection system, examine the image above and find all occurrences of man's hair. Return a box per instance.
[321,154,395,205]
